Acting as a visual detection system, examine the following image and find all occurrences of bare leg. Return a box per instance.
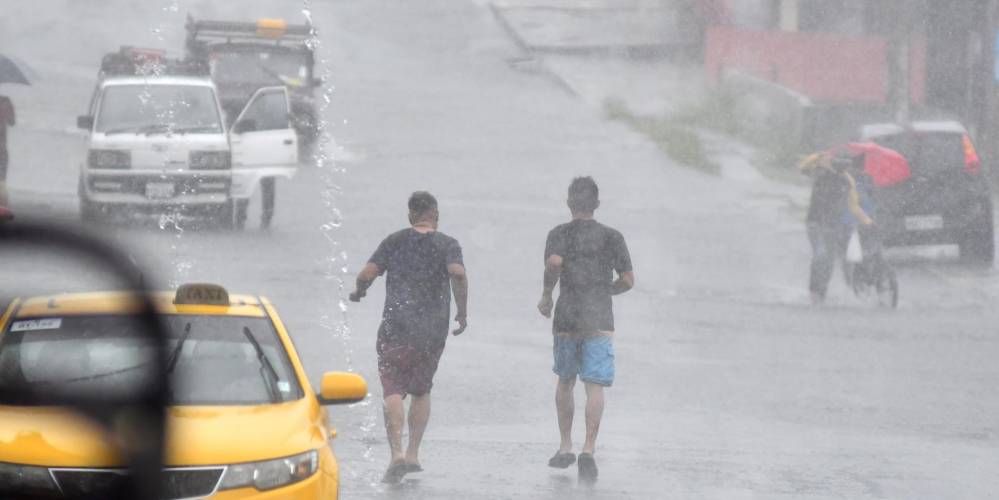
[556,377,576,453]
[404,394,431,465]
[383,394,406,464]
[581,382,604,454]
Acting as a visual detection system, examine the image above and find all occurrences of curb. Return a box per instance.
[488,2,698,58]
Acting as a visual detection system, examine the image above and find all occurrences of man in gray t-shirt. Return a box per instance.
[538,177,634,482]
[350,191,468,484]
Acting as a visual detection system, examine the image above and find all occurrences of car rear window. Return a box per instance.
[870,132,964,175]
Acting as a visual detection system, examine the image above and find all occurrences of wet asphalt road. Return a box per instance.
[2,1,999,498]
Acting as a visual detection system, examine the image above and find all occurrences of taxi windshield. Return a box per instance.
[95,84,223,135]
[209,50,310,87]
[0,314,303,405]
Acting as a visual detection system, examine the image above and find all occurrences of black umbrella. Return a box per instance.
[0,54,38,85]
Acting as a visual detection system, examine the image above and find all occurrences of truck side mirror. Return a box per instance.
[77,115,94,130]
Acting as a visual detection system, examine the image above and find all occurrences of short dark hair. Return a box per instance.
[408,191,438,214]
[568,176,599,212]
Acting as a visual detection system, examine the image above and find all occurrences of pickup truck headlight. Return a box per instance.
[88,149,131,169]
[189,150,231,170]
[0,462,60,496]
[218,450,318,491]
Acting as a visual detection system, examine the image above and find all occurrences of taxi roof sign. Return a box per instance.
[256,18,288,39]
[174,283,230,306]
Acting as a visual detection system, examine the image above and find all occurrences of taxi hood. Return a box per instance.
[0,399,324,467]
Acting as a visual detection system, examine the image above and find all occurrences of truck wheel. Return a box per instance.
[214,200,235,230]
[235,199,249,231]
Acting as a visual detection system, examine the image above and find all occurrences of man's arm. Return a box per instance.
[844,172,874,226]
[348,262,382,302]
[538,254,562,318]
[611,271,634,295]
[448,263,468,335]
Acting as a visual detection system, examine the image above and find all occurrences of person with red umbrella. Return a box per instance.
[799,151,875,304]
[837,142,910,298]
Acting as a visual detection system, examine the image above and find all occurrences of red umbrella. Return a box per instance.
[840,142,911,187]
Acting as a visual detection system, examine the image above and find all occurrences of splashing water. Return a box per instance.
[301,0,384,485]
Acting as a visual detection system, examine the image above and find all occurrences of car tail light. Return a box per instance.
[962,134,980,174]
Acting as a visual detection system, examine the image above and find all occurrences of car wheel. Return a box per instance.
[960,228,995,265]
[959,204,995,266]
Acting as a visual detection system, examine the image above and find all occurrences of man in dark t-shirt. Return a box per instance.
[538,177,633,482]
[350,191,468,484]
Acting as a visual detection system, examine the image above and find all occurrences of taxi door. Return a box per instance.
[228,86,299,200]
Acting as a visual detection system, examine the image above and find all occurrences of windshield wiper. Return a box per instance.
[166,322,192,374]
[242,326,281,403]
[172,125,220,134]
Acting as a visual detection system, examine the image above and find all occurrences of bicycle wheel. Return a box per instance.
[852,262,871,298]
[876,266,899,308]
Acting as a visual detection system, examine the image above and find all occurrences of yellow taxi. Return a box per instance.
[0,283,366,498]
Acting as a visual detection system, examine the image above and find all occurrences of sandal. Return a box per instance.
[577,453,598,481]
[381,461,408,484]
[548,451,576,469]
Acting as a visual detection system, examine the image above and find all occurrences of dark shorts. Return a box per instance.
[376,321,446,397]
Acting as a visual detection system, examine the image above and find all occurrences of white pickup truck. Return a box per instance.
[77,49,298,229]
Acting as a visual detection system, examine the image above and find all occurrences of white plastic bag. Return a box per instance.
[846,230,863,263]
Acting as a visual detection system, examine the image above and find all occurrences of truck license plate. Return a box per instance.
[905,215,943,231]
[145,182,175,199]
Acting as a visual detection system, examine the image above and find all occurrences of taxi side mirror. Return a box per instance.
[318,371,367,405]
[77,115,94,130]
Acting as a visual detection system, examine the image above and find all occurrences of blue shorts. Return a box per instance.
[553,334,614,386]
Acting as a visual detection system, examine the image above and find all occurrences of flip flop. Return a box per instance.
[404,463,424,473]
[577,453,598,481]
[381,461,408,484]
[548,452,576,469]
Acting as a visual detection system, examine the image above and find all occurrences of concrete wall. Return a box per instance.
[705,26,926,104]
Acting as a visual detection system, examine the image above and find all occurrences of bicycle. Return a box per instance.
[849,227,899,308]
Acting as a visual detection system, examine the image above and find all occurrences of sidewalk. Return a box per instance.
[492,1,794,187]
[490,0,698,55]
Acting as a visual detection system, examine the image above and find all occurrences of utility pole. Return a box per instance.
[886,0,913,124]
[971,0,998,151]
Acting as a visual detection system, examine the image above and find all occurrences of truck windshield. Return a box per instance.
[96,84,223,134]
[0,315,303,405]
[210,50,310,87]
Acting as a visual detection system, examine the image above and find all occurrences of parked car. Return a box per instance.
[859,120,994,264]
[77,47,298,228]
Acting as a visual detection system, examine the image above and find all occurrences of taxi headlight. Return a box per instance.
[88,149,131,169]
[189,150,231,170]
[0,461,59,496]
[219,450,318,491]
